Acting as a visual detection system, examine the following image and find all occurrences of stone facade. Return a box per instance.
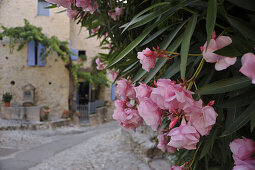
[0,0,112,120]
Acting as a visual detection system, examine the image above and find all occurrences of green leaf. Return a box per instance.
[227,0,255,11]
[217,90,255,108]
[122,61,139,73]
[213,43,242,57]
[227,15,255,41]
[162,59,181,78]
[144,34,184,83]
[140,25,171,47]
[196,77,251,95]
[250,112,255,132]
[206,0,217,49]
[121,2,170,33]
[221,102,255,136]
[180,15,198,79]
[132,69,147,83]
[129,7,172,30]
[199,129,218,160]
[107,7,179,68]
[45,4,57,9]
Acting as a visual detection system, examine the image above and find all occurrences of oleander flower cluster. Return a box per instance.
[46,0,98,19]
[137,32,255,84]
[113,78,218,152]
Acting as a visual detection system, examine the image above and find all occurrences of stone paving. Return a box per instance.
[0,121,152,170]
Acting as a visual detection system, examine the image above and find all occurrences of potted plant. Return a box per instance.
[2,92,12,107]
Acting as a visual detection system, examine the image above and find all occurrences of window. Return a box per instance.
[28,41,46,66]
[38,0,49,16]
[78,50,87,61]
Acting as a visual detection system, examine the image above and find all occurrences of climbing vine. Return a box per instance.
[0,19,108,87]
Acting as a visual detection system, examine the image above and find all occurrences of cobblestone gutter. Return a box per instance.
[0,118,72,131]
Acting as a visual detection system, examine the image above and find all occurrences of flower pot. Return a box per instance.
[5,102,10,107]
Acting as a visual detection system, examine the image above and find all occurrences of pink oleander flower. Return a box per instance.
[67,9,79,19]
[240,53,255,84]
[110,70,119,81]
[96,58,106,70]
[233,160,255,170]
[46,0,74,8]
[150,79,194,112]
[169,165,185,170]
[202,32,237,71]
[108,7,123,21]
[76,0,98,14]
[187,100,218,136]
[137,48,157,72]
[168,119,200,150]
[137,97,161,131]
[108,43,112,49]
[157,133,176,153]
[112,100,143,131]
[230,137,255,162]
[134,83,152,100]
[116,79,136,99]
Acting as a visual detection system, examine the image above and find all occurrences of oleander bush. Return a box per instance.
[46,0,255,169]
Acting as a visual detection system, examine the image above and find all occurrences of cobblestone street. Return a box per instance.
[0,122,151,170]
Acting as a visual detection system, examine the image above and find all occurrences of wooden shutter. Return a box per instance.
[37,43,46,66]
[38,0,49,16]
[28,41,35,66]
[70,49,79,60]
[111,84,116,101]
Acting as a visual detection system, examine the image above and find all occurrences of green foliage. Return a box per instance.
[0,20,108,87]
[0,19,71,62]
[2,92,12,103]
[57,0,255,169]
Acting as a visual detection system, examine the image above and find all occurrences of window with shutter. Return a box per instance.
[38,0,49,16]
[28,41,46,66]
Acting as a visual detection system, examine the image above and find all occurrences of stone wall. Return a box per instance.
[0,0,70,41]
[0,43,70,119]
[0,0,113,120]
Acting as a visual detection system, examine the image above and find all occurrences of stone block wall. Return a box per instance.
[0,43,69,119]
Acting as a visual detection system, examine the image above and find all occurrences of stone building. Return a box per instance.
[0,0,112,120]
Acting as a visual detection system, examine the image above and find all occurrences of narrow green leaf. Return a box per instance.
[163,56,195,79]
[129,7,172,30]
[196,77,251,95]
[217,91,255,108]
[162,59,181,78]
[206,0,217,49]
[250,112,255,132]
[122,61,139,73]
[140,25,171,47]
[132,69,147,83]
[107,7,179,68]
[144,34,184,83]
[227,15,255,41]
[227,0,255,11]
[180,15,198,79]
[221,102,255,136]
[214,43,242,57]
[121,2,170,33]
